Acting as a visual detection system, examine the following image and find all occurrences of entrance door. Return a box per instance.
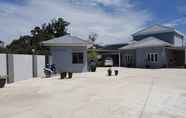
[125,55,133,67]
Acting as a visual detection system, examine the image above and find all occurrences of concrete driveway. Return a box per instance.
[0,68,186,118]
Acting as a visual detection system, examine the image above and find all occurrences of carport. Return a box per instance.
[95,49,120,67]
[165,47,186,68]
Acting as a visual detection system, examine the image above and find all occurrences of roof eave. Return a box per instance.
[174,30,185,37]
[41,43,90,47]
[132,30,174,37]
[119,44,173,50]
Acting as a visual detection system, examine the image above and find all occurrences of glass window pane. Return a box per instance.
[148,54,150,61]
[72,52,84,64]
[151,54,154,62]
[155,54,158,62]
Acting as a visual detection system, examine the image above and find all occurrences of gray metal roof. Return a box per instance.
[132,25,184,37]
[119,37,173,50]
[41,35,92,47]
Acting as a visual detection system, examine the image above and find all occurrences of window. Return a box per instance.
[155,54,158,62]
[151,54,154,62]
[125,55,133,64]
[72,52,84,64]
[148,54,151,61]
[147,53,158,63]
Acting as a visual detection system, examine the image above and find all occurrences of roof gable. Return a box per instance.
[120,37,173,50]
[41,35,91,47]
[132,25,175,36]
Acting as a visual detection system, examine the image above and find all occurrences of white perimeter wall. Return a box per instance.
[37,55,45,77]
[0,54,7,76]
[13,54,33,81]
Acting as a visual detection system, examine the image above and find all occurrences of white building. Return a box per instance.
[42,35,92,77]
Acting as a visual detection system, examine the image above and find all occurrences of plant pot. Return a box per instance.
[90,66,96,72]
[0,79,6,88]
[107,69,112,76]
[114,70,118,76]
[93,67,96,72]
[44,68,52,78]
[60,72,67,79]
[68,73,73,79]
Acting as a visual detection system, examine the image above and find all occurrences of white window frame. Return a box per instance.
[147,53,158,63]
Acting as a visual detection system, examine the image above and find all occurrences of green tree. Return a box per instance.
[88,49,97,61]
[88,33,98,42]
[7,17,70,54]
[0,47,8,53]
[88,33,98,61]
[7,35,33,54]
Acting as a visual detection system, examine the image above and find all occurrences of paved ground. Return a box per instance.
[0,67,186,118]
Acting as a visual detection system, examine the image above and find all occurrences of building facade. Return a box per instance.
[42,35,91,73]
[120,25,186,68]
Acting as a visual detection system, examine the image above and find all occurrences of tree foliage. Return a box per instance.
[88,49,97,61]
[7,18,70,54]
[0,47,8,53]
[88,33,98,43]
[88,33,98,61]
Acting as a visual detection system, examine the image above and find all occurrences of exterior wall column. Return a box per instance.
[118,51,121,67]
[32,55,38,77]
[7,54,14,83]
[163,47,169,68]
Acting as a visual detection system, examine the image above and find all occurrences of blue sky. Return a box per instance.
[0,0,186,44]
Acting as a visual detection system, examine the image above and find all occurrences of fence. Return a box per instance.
[0,53,50,83]
[0,54,7,76]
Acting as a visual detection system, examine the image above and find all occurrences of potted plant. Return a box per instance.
[60,72,67,79]
[107,68,112,76]
[0,75,7,88]
[68,72,73,79]
[114,70,119,76]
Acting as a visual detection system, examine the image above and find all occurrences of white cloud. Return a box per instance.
[0,0,152,45]
[165,5,186,27]
[164,17,186,28]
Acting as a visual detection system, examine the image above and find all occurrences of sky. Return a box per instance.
[0,0,186,45]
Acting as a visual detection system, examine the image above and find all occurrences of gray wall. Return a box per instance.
[13,54,33,81]
[51,46,88,73]
[120,47,167,68]
[7,54,14,83]
[36,55,45,77]
[0,54,7,76]
[120,50,136,67]
[136,47,166,68]
[32,55,46,77]
[0,54,46,83]
[174,34,184,47]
